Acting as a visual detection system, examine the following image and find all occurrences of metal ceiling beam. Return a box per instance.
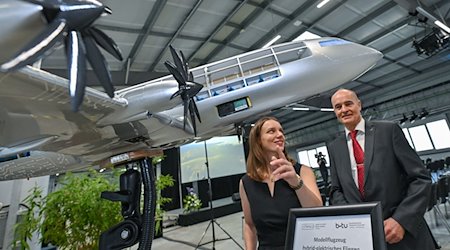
[361,0,448,46]
[246,0,289,19]
[187,0,249,63]
[248,0,317,50]
[199,0,275,65]
[336,1,397,38]
[286,0,349,41]
[123,0,167,70]
[97,24,248,52]
[370,31,429,77]
[147,0,203,72]
[97,24,203,41]
[360,18,410,45]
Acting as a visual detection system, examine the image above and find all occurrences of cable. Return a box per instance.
[138,158,156,250]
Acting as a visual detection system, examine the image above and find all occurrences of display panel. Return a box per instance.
[180,135,246,183]
[285,202,386,250]
[217,97,251,117]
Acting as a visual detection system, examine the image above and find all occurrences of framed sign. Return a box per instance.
[285,202,386,250]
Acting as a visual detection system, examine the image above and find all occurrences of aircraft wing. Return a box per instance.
[0,66,128,152]
[0,65,127,114]
[0,151,86,180]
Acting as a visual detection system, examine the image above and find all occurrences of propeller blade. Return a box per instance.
[83,34,115,98]
[170,89,182,100]
[169,45,187,81]
[183,99,189,130]
[66,31,87,112]
[165,44,203,135]
[188,71,194,83]
[88,27,123,61]
[180,51,189,74]
[189,101,198,136]
[164,61,186,88]
[1,19,67,71]
[186,82,203,97]
[191,99,202,123]
[180,51,195,82]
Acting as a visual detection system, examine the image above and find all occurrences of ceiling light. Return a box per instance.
[262,35,281,48]
[320,108,334,112]
[293,20,302,27]
[399,114,408,125]
[292,31,321,42]
[317,0,331,9]
[292,107,310,111]
[416,6,450,34]
[434,20,450,34]
[410,111,418,123]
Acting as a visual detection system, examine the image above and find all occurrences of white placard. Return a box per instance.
[293,214,373,250]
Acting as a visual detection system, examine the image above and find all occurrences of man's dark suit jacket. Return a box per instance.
[329,120,434,250]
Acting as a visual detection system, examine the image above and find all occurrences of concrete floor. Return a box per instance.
[148,203,450,250]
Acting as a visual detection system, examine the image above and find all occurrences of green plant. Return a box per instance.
[13,186,45,249]
[183,187,202,213]
[151,154,175,236]
[13,156,175,248]
[154,173,174,235]
[13,170,122,249]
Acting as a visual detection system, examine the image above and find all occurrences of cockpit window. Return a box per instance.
[319,39,351,47]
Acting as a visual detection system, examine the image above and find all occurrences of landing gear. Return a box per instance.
[99,151,160,250]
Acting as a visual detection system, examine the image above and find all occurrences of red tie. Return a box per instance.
[350,130,365,199]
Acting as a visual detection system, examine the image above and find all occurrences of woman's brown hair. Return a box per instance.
[246,117,295,181]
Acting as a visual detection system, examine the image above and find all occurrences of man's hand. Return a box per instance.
[384,217,405,244]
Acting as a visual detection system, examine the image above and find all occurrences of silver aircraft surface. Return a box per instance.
[0,1,383,181]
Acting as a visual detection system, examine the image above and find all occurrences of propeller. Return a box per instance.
[0,0,123,111]
[164,45,203,136]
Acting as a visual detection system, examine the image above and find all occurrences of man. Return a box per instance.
[328,89,435,250]
[316,152,328,185]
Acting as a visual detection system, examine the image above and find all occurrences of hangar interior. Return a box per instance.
[1,0,450,249]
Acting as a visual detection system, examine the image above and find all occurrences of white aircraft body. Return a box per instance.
[0,1,383,181]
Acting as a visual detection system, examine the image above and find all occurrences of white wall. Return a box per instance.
[1,176,50,250]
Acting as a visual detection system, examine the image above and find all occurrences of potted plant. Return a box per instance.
[182,187,202,213]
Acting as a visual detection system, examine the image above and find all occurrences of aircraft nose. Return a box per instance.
[364,46,383,65]
[347,43,383,78]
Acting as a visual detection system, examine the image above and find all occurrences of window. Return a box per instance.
[297,145,330,168]
[180,135,246,183]
[426,119,450,149]
[403,119,450,151]
[402,128,414,148]
[408,125,434,151]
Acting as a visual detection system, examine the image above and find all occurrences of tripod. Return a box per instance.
[196,141,243,250]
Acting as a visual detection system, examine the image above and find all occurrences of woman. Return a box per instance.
[239,117,322,249]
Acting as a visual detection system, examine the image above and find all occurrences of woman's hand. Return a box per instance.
[269,146,299,187]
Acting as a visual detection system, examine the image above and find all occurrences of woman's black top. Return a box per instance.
[241,163,302,249]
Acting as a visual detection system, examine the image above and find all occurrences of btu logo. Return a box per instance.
[335,223,348,229]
